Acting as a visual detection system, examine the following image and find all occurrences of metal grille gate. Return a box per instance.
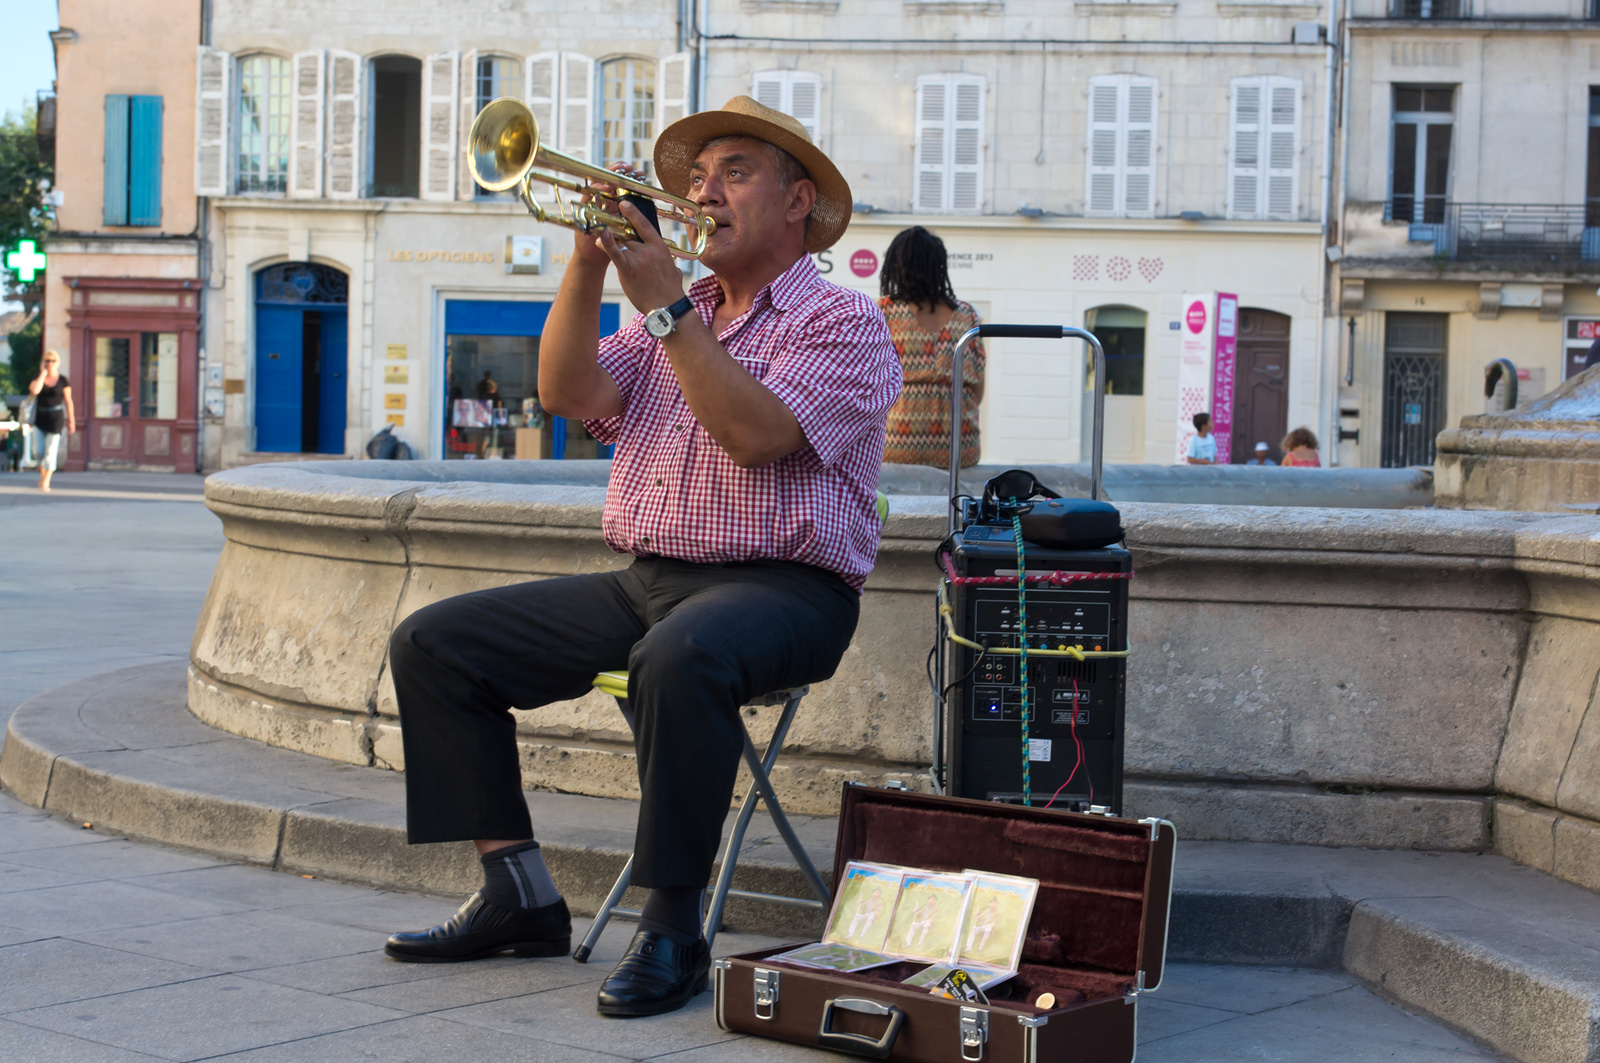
[1381,313,1447,468]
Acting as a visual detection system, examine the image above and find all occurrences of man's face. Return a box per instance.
[687,137,813,271]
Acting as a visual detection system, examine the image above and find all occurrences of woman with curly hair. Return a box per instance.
[1280,426,1321,467]
[878,227,986,468]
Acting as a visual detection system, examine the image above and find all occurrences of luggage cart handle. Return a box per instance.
[948,324,1108,532]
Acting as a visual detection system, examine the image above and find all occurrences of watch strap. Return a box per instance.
[665,295,694,322]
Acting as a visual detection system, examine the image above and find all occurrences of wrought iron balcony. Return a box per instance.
[1386,203,1600,263]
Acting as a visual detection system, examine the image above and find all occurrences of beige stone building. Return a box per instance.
[42,0,203,472]
[198,1,689,467]
[1333,0,1600,468]
[189,0,1339,468]
[701,0,1337,466]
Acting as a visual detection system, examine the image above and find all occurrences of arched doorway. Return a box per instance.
[1232,308,1290,463]
[1085,305,1146,463]
[254,262,349,454]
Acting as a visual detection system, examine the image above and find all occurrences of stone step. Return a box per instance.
[4,662,1600,1063]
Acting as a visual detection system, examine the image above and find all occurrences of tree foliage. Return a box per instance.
[0,105,53,306]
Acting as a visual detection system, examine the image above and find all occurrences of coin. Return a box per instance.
[1036,992,1056,1009]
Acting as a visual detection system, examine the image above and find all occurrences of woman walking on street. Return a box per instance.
[28,350,74,492]
[879,226,987,469]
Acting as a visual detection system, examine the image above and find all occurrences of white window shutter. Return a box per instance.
[1086,80,1121,215]
[1228,78,1263,218]
[1265,78,1301,219]
[1123,79,1156,217]
[657,51,692,132]
[787,73,823,145]
[457,50,479,200]
[752,71,785,112]
[421,52,459,201]
[526,52,560,147]
[913,75,949,213]
[325,51,362,199]
[195,47,231,197]
[289,51,325,198]
[560,53,595,162]
[949,75,984,213]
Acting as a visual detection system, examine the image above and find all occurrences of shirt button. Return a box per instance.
[641,537,650,545]
[654,478,663,486]
[674,424,683,432]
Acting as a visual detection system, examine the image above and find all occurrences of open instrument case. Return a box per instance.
[714,785,1176,1062]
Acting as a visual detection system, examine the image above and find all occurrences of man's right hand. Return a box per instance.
[568,164,645,272]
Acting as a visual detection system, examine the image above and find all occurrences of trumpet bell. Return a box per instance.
[468,98,538,192]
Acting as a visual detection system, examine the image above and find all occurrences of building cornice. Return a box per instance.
[1349,19,1600,35]
[847,212,1321,238]
[44,234,199,256]
[1338,256,1600,283]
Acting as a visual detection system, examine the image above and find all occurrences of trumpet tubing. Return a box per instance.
[466,97,714,259]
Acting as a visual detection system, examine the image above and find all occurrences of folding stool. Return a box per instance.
[571,670,833,961]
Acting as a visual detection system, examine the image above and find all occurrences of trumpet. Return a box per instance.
[466,97,715,259]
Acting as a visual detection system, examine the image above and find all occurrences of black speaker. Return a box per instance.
[942,522,1130,813]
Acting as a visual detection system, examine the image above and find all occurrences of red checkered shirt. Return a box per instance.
[585,255,902,591]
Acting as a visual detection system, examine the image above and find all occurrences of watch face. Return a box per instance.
[645,309,673,338]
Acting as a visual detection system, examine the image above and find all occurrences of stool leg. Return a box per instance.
[701,696,831,952]
[573,855,634,963]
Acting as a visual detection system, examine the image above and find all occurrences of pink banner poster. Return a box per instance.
[1211,293,1239,465]
[1174,293,1216,464]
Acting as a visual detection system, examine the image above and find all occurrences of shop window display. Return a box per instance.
[444,334,608,460]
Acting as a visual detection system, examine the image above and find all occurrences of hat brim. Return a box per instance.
[654,112,852,255]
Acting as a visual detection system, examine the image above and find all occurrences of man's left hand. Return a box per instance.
[598,197,687,315]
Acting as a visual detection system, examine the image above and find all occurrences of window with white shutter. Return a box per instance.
[1084,75,1159,217]
[913,73,985,214]
[325,51,362,199]
[750,70,823,145]
[456,49,479,201]
[195,46,231,196]
[526,53,559,145]
[421,52,459,201]
[1229,76,1301,219]
[561,53,596,162]
[289,51,324,198]
[656,51,692,145]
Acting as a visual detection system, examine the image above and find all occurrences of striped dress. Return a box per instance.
[879,298,986,469]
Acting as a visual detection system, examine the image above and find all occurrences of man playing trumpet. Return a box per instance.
[384,97,901,1018]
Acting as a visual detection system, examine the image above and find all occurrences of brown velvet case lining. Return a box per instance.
[819,794,1153,1006]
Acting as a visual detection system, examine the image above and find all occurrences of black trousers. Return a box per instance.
[390,557,861,889]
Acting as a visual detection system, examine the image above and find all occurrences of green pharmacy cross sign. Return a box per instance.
[5,240,47,283]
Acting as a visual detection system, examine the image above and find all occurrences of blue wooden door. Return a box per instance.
[255,305,302,452]
[317,310,348,454]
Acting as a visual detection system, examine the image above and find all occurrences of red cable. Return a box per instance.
[1044,678,1088,809]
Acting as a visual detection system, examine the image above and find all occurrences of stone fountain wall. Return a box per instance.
[189,462,1600,893]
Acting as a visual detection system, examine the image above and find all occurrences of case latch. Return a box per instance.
[959,1005,989,1061]
[753,967,780,1020]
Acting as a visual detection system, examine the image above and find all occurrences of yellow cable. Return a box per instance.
[937,583,1131,660]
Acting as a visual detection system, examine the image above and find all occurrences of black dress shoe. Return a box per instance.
[385,892,570,963]
[596,931,711,1017]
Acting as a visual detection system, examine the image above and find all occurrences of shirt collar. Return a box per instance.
[690,253,819,315]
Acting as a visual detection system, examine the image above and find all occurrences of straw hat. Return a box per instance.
[653,96,852,254]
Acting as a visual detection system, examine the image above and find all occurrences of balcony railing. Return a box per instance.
[1389,0,1469,17]
[1389,203,1600,263]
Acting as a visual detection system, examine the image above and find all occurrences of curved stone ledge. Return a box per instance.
[191,460,1600,859]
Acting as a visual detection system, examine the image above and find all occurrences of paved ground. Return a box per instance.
[0,468,1509,1061]
[0,791,1506,1063]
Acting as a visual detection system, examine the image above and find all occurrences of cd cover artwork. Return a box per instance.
[822,862,905,953]
[955,871,1039,971]
[884,872,972,963]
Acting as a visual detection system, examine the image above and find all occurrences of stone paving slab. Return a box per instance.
[0,791,1506,1062]
[3,664,1590,1061]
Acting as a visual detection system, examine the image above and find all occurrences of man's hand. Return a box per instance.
[599,199,686,315]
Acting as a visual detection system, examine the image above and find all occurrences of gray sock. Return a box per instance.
[480,841,562,910]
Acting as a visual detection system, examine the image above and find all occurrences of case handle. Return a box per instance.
[817,997,907,1059]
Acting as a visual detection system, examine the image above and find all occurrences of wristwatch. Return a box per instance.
[644,296,694,339]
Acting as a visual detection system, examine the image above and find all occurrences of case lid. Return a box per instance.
[834,786,1176,991]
